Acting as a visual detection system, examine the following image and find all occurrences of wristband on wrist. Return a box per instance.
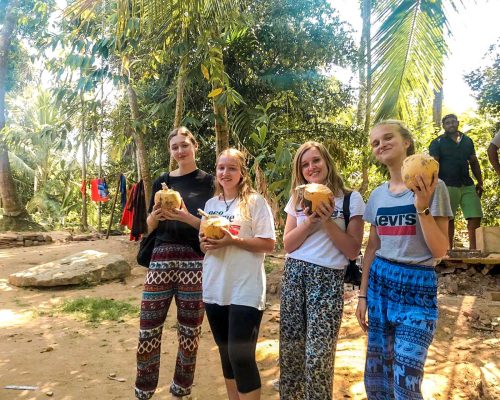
[358,295,367,299]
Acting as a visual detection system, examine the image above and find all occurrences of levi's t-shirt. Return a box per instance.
[363,180,452,266]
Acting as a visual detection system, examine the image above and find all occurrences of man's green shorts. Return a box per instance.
[447,185,483,219]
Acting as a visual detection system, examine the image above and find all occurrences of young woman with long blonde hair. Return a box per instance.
[200,148,276,400]
[280,141,365,398]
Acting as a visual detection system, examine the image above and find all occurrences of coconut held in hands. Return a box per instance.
[401,153,439,190]
[297,183,333,213]
[154,182,182,212]
[200,216,230,239]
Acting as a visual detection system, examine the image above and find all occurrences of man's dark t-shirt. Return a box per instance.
[429,133,475,187]
[148,169,214,255]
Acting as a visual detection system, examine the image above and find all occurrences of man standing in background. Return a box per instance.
[487,128,500,178]
[429,114,483,249]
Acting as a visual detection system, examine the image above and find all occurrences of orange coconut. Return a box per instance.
[296,183,333,213]
[200,216,230,239]
[154,182,182,212]
[401,153,439,190]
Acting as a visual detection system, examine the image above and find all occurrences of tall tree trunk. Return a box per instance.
[432,87,443,131]
[170,56,188,171]
[213,97,230,156]
[356,4,368,127]
[359,0,372,196]
[174,56,187,128]
[127,84,152,205]
[0,0,26,218]
[80,98,88,231]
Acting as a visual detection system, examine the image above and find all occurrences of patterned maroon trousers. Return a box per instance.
[135,244,204,399]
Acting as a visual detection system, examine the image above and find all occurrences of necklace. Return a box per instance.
[222,194,237,212]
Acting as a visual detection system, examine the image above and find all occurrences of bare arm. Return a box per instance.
[201,231,275,253]
[147,204,162,233]
[323,215,364,260]
[355,225,380,332]
[283,212,318,253]
[409,174,449,259]
[488,143,500,177]
[469,154,483,197]
[419,215,449,258]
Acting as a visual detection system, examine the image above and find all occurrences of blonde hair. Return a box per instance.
[214,148,255,220]
[167,126,198,150]
[290,141,348,209]
[372,120,415,156]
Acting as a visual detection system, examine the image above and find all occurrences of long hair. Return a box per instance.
[214,148,255,220]
[290,141,348,209]
[372,119,415,156]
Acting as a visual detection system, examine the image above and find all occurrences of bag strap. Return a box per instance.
[343,191,352,229]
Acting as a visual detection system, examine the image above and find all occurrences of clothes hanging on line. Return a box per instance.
[120,183,136,230]
[120,180,148,241]
[91,178,109,202]
[131,179,148,241]
[119,174,127,209]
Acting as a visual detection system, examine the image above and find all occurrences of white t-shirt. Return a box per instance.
[284,191,365,269]
[491,131,500,147]
[202,193,276,310]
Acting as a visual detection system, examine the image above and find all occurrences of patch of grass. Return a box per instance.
[13,297,30,308]
[264,258,275,274]
[59,297,139,323]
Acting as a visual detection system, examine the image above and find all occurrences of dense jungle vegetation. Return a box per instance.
[1,0,499,237]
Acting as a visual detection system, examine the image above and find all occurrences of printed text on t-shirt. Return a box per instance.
[375,204,417,236]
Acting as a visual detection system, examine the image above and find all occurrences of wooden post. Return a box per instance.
[106,176,121,239]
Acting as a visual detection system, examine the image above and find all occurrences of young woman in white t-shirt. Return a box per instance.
[280,141,365,398]
[200,148,276,400]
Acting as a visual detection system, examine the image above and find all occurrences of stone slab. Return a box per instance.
[8,250,131,287]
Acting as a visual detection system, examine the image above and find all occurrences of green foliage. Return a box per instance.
[465,41,500,117]
[5,0,498,236]
[59,297,139,323]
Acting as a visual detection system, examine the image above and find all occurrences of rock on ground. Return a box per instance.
[480,362,500,400]
[8,250,131,287]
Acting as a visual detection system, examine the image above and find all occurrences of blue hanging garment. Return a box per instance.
[119,174,127,209]
[97,178,109,200]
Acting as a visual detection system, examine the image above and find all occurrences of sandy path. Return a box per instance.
[0,235,497,399]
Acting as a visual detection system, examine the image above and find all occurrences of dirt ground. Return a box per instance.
[0,234,498,400]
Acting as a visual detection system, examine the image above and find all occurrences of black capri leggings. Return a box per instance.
[204,303,264,393]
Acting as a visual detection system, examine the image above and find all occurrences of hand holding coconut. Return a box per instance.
[151,183,196,224]
[401,153,439,213]
[296,183,335,226]
[198,209,235,251]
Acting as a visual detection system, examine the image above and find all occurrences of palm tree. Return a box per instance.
[0,0,27,219]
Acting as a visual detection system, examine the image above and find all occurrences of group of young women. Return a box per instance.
[134,120,451,400]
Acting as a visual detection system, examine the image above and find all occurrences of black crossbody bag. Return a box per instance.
[343,191,362,288]
[136,173,169,267]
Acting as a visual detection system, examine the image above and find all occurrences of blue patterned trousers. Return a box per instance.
[365,256,438,400]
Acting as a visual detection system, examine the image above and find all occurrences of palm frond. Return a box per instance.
[7,152,35,176]
[371,0,461,122]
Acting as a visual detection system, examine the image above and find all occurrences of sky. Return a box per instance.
[331,0,500,114]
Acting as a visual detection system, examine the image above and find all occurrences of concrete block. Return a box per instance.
[476,227,500,254]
